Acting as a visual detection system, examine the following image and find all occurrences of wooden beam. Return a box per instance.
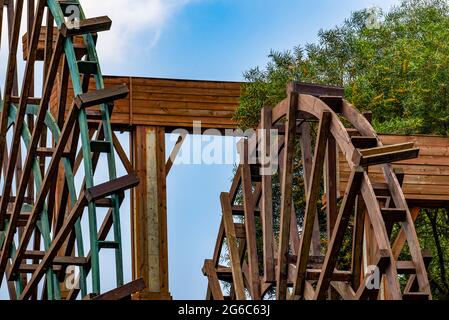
[241,140,261,299]
[260,107,275,283]
[91,278,146,300]
[360,172,402,300]
[220,193,246,300]
[132,126,171,300]
[276,92,298,300]
[299,122,321,256]
[314,167,364,299]
[292,111,332,298]
[165,132,186,176]
[202,260,225,300]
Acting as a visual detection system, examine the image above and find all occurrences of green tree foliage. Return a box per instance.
[236,0,449,135]
[234,0,449,299]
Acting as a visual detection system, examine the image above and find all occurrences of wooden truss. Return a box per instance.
[203,82,432,300]
[0,0,140,299]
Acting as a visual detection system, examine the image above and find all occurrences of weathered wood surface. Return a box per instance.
[50,76,241,129]
[340,134,449,207]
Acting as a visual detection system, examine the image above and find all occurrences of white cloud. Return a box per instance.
[80,0,193,64]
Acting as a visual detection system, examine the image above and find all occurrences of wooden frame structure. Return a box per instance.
[203,83,435,300]
[0,0,140,300]
[1,1,448,301]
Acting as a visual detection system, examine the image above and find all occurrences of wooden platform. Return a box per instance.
[340,134,449,207]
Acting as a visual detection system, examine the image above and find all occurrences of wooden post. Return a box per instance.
[131,126,171,300]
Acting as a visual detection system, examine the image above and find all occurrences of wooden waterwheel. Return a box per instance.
[0,0,139,300]
[203,82,432,300]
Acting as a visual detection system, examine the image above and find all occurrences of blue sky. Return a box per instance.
[91,0,402,300]
[0,0,402,300]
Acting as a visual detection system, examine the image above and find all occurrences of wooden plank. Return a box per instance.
[220,192,246,300]
[276,92,298,300]
[314,167,364,299]
[85,173,140,202]
[19,193,88,299]
[353,147,420,167]
[165,132,186,176]
[360,173,402,300]
[60,16,112,37]
[75,84,129,109]
[326,136,338,238]
[202,260,225,300]
[92,278,146,300]
[260,107,275,283]
[293,111,332,298]
[289,82,344,97]
[241,140,261,299]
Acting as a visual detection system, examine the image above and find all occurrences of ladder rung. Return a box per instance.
[231,205,261,217]
[53,256,88,266]
[22,251,88,266]
[19,264,62,273]
[95,198,114,208]
[90,140,111,153]
[86,110,103,121]
[77,61,99,75]
[86,173,139,202]
[36,148,70,158]
[98,241,119,249]
[351,136,378,149]
[10,96,41,105]
[381,208,407,225]
[75,85,129,109]
[23,250,45,260]
[60,16,112,37]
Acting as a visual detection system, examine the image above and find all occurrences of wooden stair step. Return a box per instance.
[77,61,99,75]
[85,173,139,202]
[75,84,129,109]
[319,96,343,113]
[381,208,407,225]
[90,140,111,153]
[10,96,41,105]
[353,142,419,167]
[98,240,119,249]
[60,16,112,37]
[402,292,430,300]
[351,136,378,149]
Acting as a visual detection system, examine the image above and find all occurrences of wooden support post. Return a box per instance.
[276,92,298,300]
[293,111,332,298]
[132,126,171,300]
